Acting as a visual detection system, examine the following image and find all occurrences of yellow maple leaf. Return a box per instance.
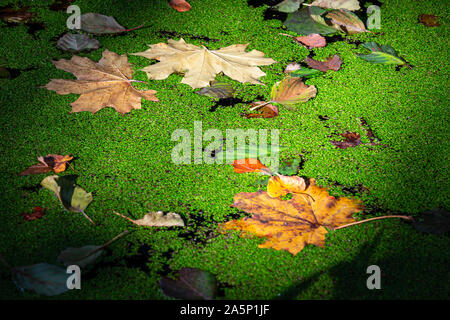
[221,178,362,255]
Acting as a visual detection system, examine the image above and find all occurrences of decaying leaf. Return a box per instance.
[58,245,103,268]
[41,175,94,224]
[418,14,440,27]
[0,6,33,23]
[309,0,360,11]
[20,207,46,221]
[221,178,362,255]
[56,33,100,52]
[245,101,279,119]
[132,38,276,89]
[270,76,317,107]
[169,0,191,12]
[44,49,158,115]
[284,6,337,35]
[78,13,142,34]
[326,9,367,34]
[232,158,271,174]
[330,132,361,149]
[160,268,217,300]
[197,81,235,99]
[274,0,304,13]
[19,154,73,176]
[114,211,185,227]
[357,42,406,65]
[57,230,129,267]
[12,263,70,296]
[294,33,326,48]
[305,54,342,72]
[267,174,306,198]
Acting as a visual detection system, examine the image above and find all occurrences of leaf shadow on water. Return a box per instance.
[274,230,449,299]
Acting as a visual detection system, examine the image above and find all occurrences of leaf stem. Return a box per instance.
[77,230,130,262]
[334,215,413,230]
[80,210,96,226]
[113,211,137,224]
[249,101,274,111]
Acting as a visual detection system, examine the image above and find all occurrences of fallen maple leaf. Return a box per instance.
[169,0,191,12]
[222,178,362,255]
[305,54,342,72]
[331,132,361,149]
[19,154,73,175]
[44,49,158,115]
[20,207,46,221]
[132,38,276,89]
[232,158,271,174]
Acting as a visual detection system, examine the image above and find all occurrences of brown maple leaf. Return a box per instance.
[221,178,361,255]
[44,49,158,115]
[19,154,73,175]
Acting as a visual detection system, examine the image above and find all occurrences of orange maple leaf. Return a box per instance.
[221,178,362,255]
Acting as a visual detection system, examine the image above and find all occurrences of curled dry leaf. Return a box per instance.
[284,62,302,74]
[44,49,158,115]
[56,33,100,52]
[294,33,326,48]
[305,54,342,72]
[40,175,94,224]
[270,77,317,107]
[221,178,362,255]
[114,211,185,227]
[19,154,73,175]
[232,158,271,174]
[132,38,276,89]
[245,101,279,119]
[169,0,191,12]
[326,9,367,35]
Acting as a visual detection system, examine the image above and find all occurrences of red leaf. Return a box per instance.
[169,0,191,12]
[232,158,270,174]
[305,54,342,72]
[331,132,361,149]
[21,207,46,221]
[294,34,326,49]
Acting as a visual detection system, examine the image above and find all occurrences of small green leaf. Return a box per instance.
[274,0,304,13]
[358,42,406,65]
[289,67,324,78]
